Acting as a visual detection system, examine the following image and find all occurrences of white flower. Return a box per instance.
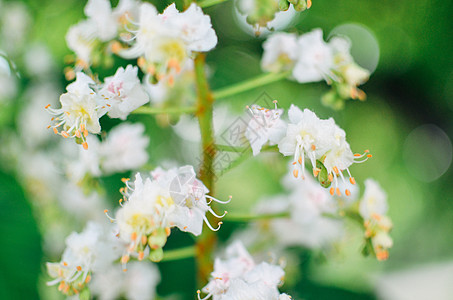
[329,36,370,100]
[47,222,120,296]
[162,3,217,52]
[66,20,98,66]
[359,179,388,219]
[278,105,334,178]
[113,173,174,262]
[100,123,149,174]
[261,32,299,73]
[100,65,150,120]
[292,29,334,83]
[84,0,117,41]
[245,101,287,156]
[199,241,288,300]
[47,72,106,149]
[90,262,160,300]
[121,3,217,80]
[158,165,230,236]
[279,104,370,195]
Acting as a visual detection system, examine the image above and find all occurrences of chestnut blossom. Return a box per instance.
[359,179,393,261]
[261,32,299,73]
[278,104,371,195]
[46,222,120,296]
[46,72,106,150]
[245,101,287,156]
[120,3,217,81]
[100,65,149,120]
[199,241,291,300]
[106,166,230,265]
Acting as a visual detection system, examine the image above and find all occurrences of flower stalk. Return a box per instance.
[194,53,218,286]
[212,71,291,100]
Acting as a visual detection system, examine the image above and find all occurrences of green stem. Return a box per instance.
[215,144,278,153]
[194,54,217,287]
[212,71,290,100]
[224,211,290,222]
[131,106,197,115]
[161,246,196,262]
[198,0,230,8]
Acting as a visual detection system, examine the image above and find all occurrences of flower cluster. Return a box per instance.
[106,165,230,266]
[46,65,149,148]
[46,222,120,296]
[359,179,393,261]
[262,29,370,107]
[198,241,292,299]
[119,2,217,83]
[245,103,371,196]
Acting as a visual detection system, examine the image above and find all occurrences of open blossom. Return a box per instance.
[359,179,393,261]
[278,104,371,196]
[292,29,334,83]
[46,222,120,296]
[261,32,298,73]
[46,72,106,150]
[261,29,370,102]
[100,123,149,174]
[120,3,217,81]
[199,241,291,300]
[66,0,138,67]
[245,101,287,156]
[107,166,230,264]
[329,36,370,100]
[100,65,149,120]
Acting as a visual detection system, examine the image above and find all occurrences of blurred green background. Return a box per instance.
[1,0,452,299]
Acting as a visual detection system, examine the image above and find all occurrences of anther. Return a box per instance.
[82,142,88,150]
[293,169,299,178]
[76,266,82,271]
[329,187,334,195]
[349,177,356,185]
[131,232,137,241]
[336,188,341,196]
[138,251,145,261]
[45,104,51,109]
[345,189,351,196]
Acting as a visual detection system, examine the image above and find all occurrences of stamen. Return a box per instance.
[345,189,351,196]
[131,232,137,241]
[203,215,222,231]
[82,142,88,150]
[336,187,341,196]
[205,195,232,204]
[104,209,115,222]
[349,177,356,185]
[208,207,227,218]
[141,236,147,245]
[329,187,334,195]
[138,251,145,261]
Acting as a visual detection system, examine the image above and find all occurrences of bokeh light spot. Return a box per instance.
[403,124,452,182]
[329,23,380,74]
